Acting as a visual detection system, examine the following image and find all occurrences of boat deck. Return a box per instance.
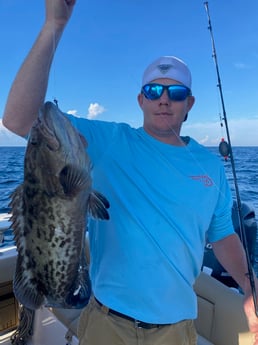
[0,307,79,345]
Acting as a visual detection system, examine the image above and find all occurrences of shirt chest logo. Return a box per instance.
[189,175,214,187]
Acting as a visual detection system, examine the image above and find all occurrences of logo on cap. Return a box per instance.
[158,64,173,74]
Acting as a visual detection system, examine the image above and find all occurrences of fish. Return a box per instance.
[10,101,109,310]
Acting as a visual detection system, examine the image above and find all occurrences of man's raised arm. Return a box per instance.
[3,0,76,137]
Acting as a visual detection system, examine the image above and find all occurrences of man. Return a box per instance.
[3,1,258,344]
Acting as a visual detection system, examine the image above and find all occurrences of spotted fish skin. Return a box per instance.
[10,101,109,310]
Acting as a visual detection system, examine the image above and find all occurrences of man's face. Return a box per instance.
[138,78,195,144]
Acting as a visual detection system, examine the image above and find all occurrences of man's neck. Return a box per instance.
[143,127,186,146]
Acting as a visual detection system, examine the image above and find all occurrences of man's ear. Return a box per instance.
[137,93,144,109]
[187,95,195,111]
[184,96,195,121]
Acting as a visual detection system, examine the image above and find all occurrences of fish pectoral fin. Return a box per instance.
[59,165,89,196]
[13,255,44,310]
[88,191,110,220]
[65,252,91,308]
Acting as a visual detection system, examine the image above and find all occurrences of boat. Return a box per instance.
[1,0,257,342]
[0,204,257,345]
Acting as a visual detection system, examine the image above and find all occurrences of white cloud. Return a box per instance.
[234,62,251,70]
[0,101,106,146]
[66,103,106,120]
[183,117,258,146]
[198,135,209,145]
[86,103,106,120]
[0,119,26,146]
[67,109,78,116]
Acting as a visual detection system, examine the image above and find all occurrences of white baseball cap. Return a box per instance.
[142,56,192,89]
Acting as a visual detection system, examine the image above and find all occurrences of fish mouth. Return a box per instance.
[31,103,61,151]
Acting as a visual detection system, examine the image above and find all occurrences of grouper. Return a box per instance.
[10,101,109,310]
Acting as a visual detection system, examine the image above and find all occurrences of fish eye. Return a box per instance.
[29,137,38,145]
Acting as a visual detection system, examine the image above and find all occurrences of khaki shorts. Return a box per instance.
[78,297,197,345]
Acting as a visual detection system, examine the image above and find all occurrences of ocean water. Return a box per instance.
[0,146,25,212]
[0,145,257,216]
[209,146,258,220]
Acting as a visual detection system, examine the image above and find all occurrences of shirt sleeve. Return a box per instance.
[206,164,235,242]
[63,114,122,163]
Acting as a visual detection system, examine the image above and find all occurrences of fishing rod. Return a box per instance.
[204,1,258,316]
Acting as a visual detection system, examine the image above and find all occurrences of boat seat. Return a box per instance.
[194,272,254,345]
[197,335,213,345]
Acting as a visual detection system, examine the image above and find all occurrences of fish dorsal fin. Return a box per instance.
[9,184,28,244]
[10,186,45,310]
[88,191,110,220]
[59,165,90,196]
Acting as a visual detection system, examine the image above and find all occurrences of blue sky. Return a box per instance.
[1,0,258,146]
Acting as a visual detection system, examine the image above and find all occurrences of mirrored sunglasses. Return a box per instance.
[141,83,191,101]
